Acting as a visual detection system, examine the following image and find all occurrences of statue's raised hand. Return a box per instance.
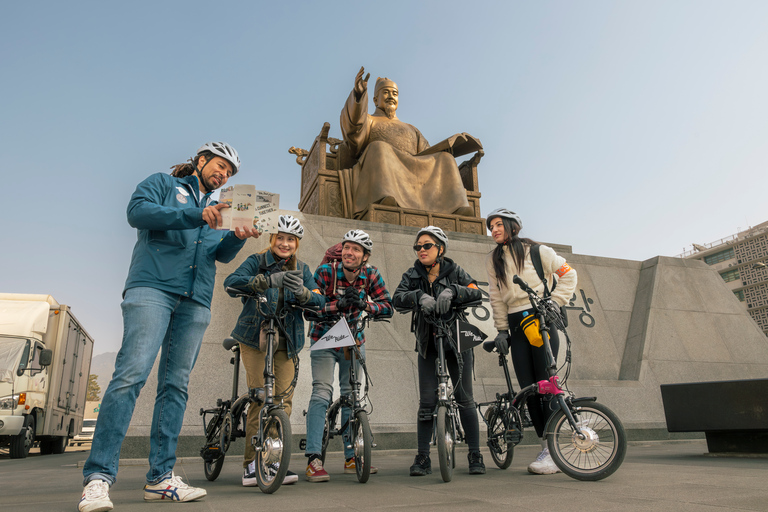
[354,66,370,100]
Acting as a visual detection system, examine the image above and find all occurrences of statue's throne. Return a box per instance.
[289,122,485,235]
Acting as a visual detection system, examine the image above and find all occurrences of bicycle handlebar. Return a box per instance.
[225,286,320,312]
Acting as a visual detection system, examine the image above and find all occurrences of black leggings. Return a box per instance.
[507,310,560,438]
[416,339,480,454]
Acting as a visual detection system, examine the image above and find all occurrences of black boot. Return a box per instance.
[468,450,486,474]
[409,453,432,476]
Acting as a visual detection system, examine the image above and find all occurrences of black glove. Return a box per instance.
[419,293,437,314]
[282,270,304,293]
[436,288,454,314]
[344,286,367,311]
[336,287,354,310]
[494,330,510,355]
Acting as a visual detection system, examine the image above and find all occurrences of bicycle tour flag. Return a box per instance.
[310,317,356,351]
[456,319,487,352]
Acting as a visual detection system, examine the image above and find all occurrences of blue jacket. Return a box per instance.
[124,172,246,307]
[224,250,326,358]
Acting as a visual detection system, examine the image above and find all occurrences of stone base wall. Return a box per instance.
[120,212,768,458]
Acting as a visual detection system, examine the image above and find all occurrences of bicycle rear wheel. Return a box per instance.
[352,411,373,483]
[203,454,225,481]
[485,405,514,469]
[255,408,292,494]
[436,405,454,482]
[202,413,227,481]
[320,401,340,465]
[547,401,626,481]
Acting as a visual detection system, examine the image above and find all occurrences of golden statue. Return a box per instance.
[339,66,480,217]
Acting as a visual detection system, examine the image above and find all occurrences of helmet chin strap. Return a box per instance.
[195,157,212,193]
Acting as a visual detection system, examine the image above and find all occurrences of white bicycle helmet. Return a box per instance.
[196,141,241,174]
[342,229,373,253]
[486,208,522,230]
[416,226,448,247]
[277,215,304,239]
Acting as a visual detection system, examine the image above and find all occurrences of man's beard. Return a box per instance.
[381,102,397,119]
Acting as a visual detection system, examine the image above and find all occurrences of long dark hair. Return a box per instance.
[169,151,214,178]
[491,217,537,289]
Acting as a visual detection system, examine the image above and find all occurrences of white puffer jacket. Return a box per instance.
[485,243,577,331]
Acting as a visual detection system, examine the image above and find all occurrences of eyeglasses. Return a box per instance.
[413,243,438,252]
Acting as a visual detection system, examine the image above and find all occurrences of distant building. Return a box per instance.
[679,221,768,336]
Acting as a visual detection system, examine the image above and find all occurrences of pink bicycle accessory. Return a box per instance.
[537,376,563,395]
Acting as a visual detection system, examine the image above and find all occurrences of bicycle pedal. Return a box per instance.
[504,429,523,445]
[299,439,307,450]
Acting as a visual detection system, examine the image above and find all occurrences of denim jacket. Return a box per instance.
[224,250,325,358]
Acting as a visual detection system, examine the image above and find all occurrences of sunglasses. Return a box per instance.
[413,243,438,252]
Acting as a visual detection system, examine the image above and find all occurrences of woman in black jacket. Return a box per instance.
[392,226,485,476]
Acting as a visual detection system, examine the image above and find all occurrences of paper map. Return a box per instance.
[218,185,279,234]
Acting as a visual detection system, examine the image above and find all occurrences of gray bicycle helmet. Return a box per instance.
[342,229,373,253]
[416,225,448,247]
[197,141,241,174]
[277,215,304,239]
[486,208,522,230]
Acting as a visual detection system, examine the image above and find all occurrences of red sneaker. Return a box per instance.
[344,457,378,474]
[305,458,330,482]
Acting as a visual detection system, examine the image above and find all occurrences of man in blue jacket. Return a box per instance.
[79,142,259,512]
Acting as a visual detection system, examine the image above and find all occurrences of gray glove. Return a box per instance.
[494,330,510,355]
[436,288,454,314]
[283,270,304,293]
[268,271,287,288]
[419,293,437,314]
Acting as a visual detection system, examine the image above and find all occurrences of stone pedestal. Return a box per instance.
[120,212,768,458]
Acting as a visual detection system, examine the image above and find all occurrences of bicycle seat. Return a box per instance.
[222,337,238,351]
[482,339,496,353]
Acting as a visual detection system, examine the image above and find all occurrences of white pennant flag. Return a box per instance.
[310,317,356,351]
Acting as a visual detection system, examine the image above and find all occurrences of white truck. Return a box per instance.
[0,294,94,458]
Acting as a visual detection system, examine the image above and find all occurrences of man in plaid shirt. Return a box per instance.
[304,229,393,482]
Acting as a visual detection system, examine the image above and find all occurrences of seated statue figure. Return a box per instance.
[340,66,478,217]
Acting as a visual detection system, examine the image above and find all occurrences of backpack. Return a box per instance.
[321,242,343,265]
[530,244,568,327]
[530,244,555,297]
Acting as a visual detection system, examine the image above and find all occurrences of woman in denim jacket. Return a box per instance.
[224,215,324,486]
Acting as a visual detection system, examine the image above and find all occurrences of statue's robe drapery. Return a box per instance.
[340,89,470,216]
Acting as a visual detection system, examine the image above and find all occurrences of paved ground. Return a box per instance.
[2,440,767,511]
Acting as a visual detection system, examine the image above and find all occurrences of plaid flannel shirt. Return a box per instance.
[308,262,392,345]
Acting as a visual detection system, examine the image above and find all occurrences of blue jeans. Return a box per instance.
[83,287,211,485]
[305,344,366,460]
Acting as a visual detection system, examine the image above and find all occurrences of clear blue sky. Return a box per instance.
[2,1,767,355]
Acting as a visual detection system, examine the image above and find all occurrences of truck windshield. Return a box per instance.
[0,338,29,384]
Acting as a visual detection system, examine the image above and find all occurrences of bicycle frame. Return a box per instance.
[321,314,380,449]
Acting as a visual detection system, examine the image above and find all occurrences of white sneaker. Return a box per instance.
[242,460,258,487]
[143,472,206,502]
[527,447,561,475]
[79,480,113,512]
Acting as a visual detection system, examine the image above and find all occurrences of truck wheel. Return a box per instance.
[52,436,68,454]
[10,415,35,459]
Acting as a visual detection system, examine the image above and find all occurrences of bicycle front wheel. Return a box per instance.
[352,411,373,483]
[547,401,626,481]
[485,405,514,469]
[255,408,292,494]
[436,405,454,482]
